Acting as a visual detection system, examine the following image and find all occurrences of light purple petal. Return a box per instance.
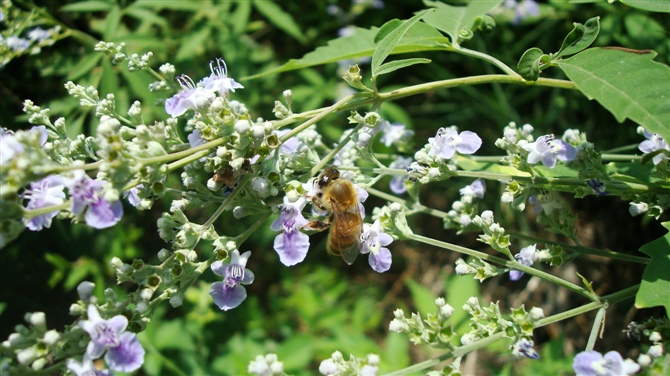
[573,351,602,376]
[369,247,392,273]
[210,281,247,311]
[274,230,310,266]
[509,270,524,281]
[211,260,227,277]
[106,315,128,334]
[164,94,188,117]
[105,332,145,372]
[241,269,255,284]
[85,199,123,229]
[555,140,577,161]
[455,131,482,154]
[85,340,106,359]
[541,152,557,168]
[378,233,393,247]
[438,145,456,160]
[390,176,407,194]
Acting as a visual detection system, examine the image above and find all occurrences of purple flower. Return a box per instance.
[511,338,539,359]
[23,176,66,231]
[509,244,537,281]
[6,36,30,52]
[66,355,111,376]
[27,28,51,42]
[428,128,482,161]
[360,219,393,273]
[187,129,206,148]
[573,350,640,376]
[389,156,412,194]
[276,129,300,155]
[123,184,143,207]
[521,135,576,168]
[503,0,540,24]
[210,250,254,310]
[459,179,486,198]
[271,196,310,266]
[67,170,123,229]
[0,129,23,163]
[201,58,244,94]
[79,305,145,372]
[165,74,215,117]
[638,129,670,165]
[380,121,413,147]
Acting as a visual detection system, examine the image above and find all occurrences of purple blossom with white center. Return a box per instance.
[459,179,486,198]
[210,250,255,311]
[67,170,123,229]
[27,28,51,42]
[79,305,145,372]
[428,128,482,161]
[0,129,23,163]
[66,355,111,376]
[521,134,577,168]
[23,175,66,231]
[510,338,539,359]
[638,129,670,165]
[201,58,244,94]
[509,244,537,281]
[389,156,413,194]
[360,219,393,273]
[165,74,215,117]
[380,121,413,147]
[271,196,310,266]
[573,350,640,376]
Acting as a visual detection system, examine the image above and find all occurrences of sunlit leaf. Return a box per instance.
[375,58,431,77]
[635,222,670,315]
[619,0,670,13]
[557,48,670,141]
[253,0,307,44]
[60,0,114,12]
[556,16,600,58]
[422,0,504,46]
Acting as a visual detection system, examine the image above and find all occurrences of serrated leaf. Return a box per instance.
[635,222,670,315]
[375,58,431,77]
[372,9,432,78]
[556,17,600,58]
[517,47,545,81]
[620,0,670,13]
[557,48,670,141]
[422,0,504,47]
[252,0,306,44]
[244,24,445,80]
[60,0,114,12]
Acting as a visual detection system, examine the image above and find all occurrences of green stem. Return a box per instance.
[137,138,225,166]
[408,233,599,301]
[509,232,649,264]
[456,46,521,78]
[279,94,356,143]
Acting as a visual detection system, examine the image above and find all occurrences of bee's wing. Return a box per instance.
[330,202,362,265]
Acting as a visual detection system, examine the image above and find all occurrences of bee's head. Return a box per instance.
[317,167,340,188]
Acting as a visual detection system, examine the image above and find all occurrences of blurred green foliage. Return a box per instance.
[1,0,669,374]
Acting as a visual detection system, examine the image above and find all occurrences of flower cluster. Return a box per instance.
[319,351,380,376]
[444,179,486,230]
[573,350,639,376]
[389,297,456,348]
[248,353,285,376]
[638,128,670,165]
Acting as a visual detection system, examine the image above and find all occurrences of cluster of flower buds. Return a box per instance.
[389,297,456,348]
[319,351,380,376]
[248,353,285,376]
[444,179,486,231]
[625,317,668,368]
[471,210,511,257]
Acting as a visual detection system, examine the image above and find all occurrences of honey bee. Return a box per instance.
[304,166,362,265]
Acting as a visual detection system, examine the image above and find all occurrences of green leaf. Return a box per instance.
[132,0,203,11]
[406,279,437,315]
[557,48,670,141]
[231,1,252,35]
[517,47,545,81]
[275,335,314,370]
[372,9,432,78]
[635,222,670,315]
[103,5,122,41]
[252,0,306,44]
[244,24,445,80]
[175,26,211,62]
[375,58,431,77]
[67,53,103,81]
[60,0,114,12]
[422,0,504,47]
[620,0,670,13]
[556,17,600,58]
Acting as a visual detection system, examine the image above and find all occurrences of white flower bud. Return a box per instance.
[77,281,96,301]
[251,125,265,139]
[440,304,455,318]
[455,263,473,275]
[435,297,446,307]
[480,210,494,225]
[637,353,651,366]
[501,192,514,203]
[649,331,662,342]
[136,302,149,314]
[69,304,85,316]
[110,257,124,269]
[388,319,409,333]
[140,288,154,301]
[452,201,465,211]
[393,308,405,319]
[158,249,171,261]
[319,359,339,375]
[460,333,476,346]
[529,307,545,320]
[29,312,46,329]
[629,202,648,216]
[8,333,23,347]
[234,119,251,134]
[31,357,46,371]
[648,344,663,358]
[428,168,440,178]
[270,360,284,374]
[207,177,223,191]
[332,351,344,362]
[366,354,380,366]
[226,241,237,251]
[389,202,402,212]
[251,177,269,197]
[169,294,184,308]
[42,330,60,346]
[17,347,38,365]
